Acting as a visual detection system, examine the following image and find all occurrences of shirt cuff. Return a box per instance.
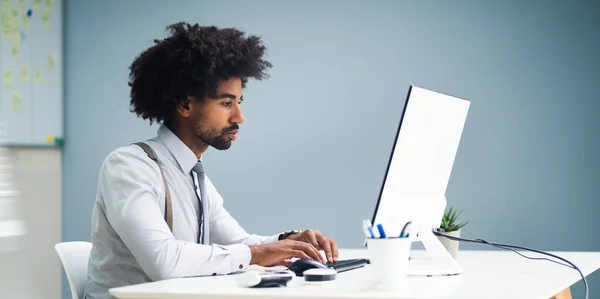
[264,233,282,244]
[222,243,251,272]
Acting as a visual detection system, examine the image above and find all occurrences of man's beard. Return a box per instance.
[198,124,239,150]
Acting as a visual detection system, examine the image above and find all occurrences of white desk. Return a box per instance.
[110,249,600,299]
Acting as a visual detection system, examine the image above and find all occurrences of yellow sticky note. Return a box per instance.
[33,69,42,84]
[12,91,22,110]
[33,68,42,83]
[47,53,56,69]
[10,26,18,39]
[3,69,13,86]
[10,43,19,59]
[1,2,10,17]
[45,0,54,12]
[21,12,29,27]
[2,8,9,23]
[10,7,19,24]
[46,135,54,143]
[2,10,9,26]
[2,26,10,38]
[20,67,28,82]
[42,12,50,28]
[33,68,42,84]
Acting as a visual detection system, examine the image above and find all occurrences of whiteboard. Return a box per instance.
[0,0,62,147]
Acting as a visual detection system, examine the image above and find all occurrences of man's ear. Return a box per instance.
[176,97,194,118]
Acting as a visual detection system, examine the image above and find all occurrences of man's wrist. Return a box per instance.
[249,245,262,265]
[278,229,301,241]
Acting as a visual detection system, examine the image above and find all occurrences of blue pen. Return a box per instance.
[367,220,380,238]
[400,221,412,238]
[376,223,387,238]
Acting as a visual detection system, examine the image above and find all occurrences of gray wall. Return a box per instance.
[63,0,600,298]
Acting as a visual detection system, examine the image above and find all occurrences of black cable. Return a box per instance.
[484,242,574,269]
[433,230,588,299]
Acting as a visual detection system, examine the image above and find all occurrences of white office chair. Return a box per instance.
[54,241,92,299]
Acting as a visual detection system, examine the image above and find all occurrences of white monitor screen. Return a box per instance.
[371,86,470,239]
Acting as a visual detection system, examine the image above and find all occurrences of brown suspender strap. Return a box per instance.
[133,142,173,232]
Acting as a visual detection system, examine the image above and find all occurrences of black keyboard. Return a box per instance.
[326,258,369,273]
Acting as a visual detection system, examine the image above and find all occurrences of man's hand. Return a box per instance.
[249,239,325,267]
[286,229,338,263]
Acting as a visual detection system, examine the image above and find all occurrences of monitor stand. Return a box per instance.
[407,228,463,277]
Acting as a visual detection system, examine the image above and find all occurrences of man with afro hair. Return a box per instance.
[84,22,338,299]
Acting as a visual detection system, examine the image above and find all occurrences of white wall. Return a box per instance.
[0,148,61,299]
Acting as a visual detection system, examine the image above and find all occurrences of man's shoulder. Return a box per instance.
[101,142,161,172]
[105,143,144,160]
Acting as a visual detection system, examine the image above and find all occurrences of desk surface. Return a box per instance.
[110,249,600,299]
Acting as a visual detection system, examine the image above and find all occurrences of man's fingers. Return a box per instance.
[282,232,337,264]
[298,242,325,263]
[317,235,333,263]
[281,259,294,267]
[329,238,339,262]
[305,243,325,263]
[292,250,311,260]
[306,231,320,250]
[295,231,325,263]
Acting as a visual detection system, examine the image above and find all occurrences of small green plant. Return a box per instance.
[440,205,468,232]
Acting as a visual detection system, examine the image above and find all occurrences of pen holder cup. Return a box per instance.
[366,237,412,289]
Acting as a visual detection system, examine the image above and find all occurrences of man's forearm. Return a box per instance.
[142,241,252,280]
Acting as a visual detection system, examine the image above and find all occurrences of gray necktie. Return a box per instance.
[192,161,210,245]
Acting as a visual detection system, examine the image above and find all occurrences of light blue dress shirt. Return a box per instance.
[84,125,280,299]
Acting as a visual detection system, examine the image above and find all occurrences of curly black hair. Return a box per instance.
[128,22,273,125]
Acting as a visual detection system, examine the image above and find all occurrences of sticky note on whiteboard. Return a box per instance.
[10,6,19,20]
[2,26,10,39]
[42,12,50,28]
[33,68,42,84]
[12,91,22,110]
[3,69,13,86]
[21,12,29,27]
[11,43,19,60]
[10,26,18,39]
[20,67,29,82]
[48,53,56,69]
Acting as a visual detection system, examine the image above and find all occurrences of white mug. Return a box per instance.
[367,237,412,289]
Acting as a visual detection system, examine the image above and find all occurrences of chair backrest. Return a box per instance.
[54,241,92,299]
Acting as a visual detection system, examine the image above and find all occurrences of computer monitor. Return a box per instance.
[371,85,470,276]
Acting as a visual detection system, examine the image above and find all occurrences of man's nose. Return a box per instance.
[231,105,245,124]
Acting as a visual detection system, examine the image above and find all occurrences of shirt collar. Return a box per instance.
[156,124,199,175]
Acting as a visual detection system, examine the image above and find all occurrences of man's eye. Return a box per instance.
[222,102,232,107]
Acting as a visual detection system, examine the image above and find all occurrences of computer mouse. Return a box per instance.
[288,258,328,276]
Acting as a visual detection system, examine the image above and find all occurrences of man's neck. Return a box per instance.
[165,122,208,159]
